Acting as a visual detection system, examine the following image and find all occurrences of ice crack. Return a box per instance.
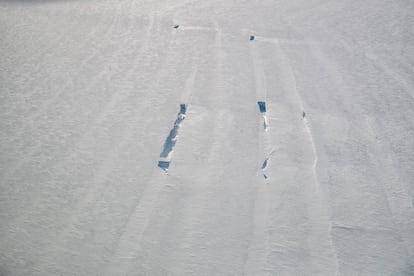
[158,104,186,172]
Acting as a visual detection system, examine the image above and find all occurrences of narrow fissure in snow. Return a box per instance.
[257,101,268,131]
[158,104,186,172]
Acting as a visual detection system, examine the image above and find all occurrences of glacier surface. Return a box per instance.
[1,0,413,275]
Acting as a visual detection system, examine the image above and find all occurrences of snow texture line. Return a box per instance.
[273,37,339,273]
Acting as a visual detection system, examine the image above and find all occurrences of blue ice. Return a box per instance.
[258,101,266,113]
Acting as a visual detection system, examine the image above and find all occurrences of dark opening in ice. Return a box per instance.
[158,161,170,171]
[258,101,266,113]
[180,104,186,115]
[160,125,179,158]
[262,158,268,170]
[250,35,255,41]
[158,104,187,169]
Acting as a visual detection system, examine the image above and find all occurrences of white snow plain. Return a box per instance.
[1,0,414,275]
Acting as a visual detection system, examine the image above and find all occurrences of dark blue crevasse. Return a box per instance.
[180,104,186,115]
[257,101,266,113]
[250,35,255,41]
[159,125,178,158]
[262,158,268,170]
[158,161,170,171]
[159,104,186,158]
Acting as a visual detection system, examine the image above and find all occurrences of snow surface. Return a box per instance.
[1,0,414,275]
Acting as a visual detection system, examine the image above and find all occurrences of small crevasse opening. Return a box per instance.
[158,104,187,172]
